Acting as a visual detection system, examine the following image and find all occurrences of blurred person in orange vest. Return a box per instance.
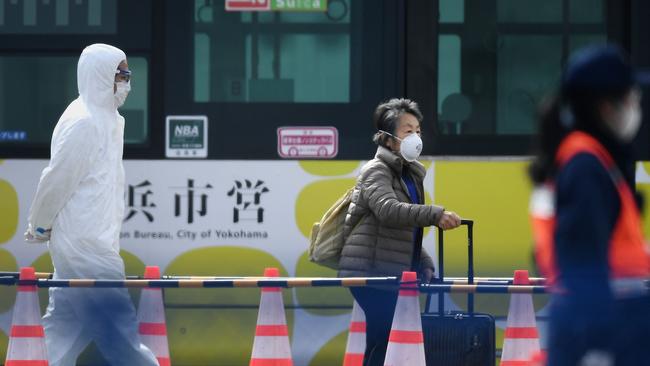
[530,45,650,365]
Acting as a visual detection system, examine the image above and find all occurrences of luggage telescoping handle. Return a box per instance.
[435,219,474,315]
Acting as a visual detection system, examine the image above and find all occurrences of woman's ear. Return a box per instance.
[385,136,394,150]
[381,133,393,150]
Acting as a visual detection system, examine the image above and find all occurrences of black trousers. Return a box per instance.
[350,287,399,366]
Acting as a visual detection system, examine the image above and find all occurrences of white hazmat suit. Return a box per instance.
[27,44,159,366]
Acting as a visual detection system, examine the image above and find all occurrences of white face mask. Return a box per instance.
[114,81,131,109]
[381,130,423,162]
[617,104,642,142]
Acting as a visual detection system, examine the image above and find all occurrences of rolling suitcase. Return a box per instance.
[421,219,496,365]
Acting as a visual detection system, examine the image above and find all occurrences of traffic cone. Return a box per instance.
[4,267,48,366]
[500,270,541,366]
[343,300,366,366]
[137,266,171,366]
[249,267,293,366]
[383,271,426,366]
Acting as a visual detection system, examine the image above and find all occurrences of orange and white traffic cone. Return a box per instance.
[5,267,48,366]
[137,266,171,366]
[500,270,541,366]
[383,271,426,366]
[249,267,293,366]
[342,300,366,366]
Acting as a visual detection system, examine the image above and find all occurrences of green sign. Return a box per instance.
[271,0,327,12]
[166,116,208,158]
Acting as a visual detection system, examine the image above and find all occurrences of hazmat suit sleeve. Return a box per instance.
[28,120,97,235]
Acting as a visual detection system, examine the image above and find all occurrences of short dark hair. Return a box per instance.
[372,98,423,147]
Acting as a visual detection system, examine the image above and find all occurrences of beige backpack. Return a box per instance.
[308,187,354,269]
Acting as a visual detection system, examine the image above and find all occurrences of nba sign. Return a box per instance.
[165,116,208,158]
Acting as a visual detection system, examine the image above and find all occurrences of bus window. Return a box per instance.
[0,55,149,145]
[193,0,355,104]
[0,0,117,34]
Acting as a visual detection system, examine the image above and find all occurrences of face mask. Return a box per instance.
[114,81,131,109]
[380,130,423,162]
[617,104,642,142]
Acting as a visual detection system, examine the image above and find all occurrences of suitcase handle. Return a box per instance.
[437,219,473,282]
[429,219,474,315]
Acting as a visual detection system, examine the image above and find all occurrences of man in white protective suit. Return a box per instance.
[24,44,159,366]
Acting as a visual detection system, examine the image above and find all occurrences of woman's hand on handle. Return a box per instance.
[422,267,435,284]
[438,210,461,230]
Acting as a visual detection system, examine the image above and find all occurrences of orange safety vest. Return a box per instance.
[531,131,650,290]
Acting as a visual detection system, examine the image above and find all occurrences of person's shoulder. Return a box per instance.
[357,159,396,192]
[557,152,614,193]
[360,157,391,180]
[556,151,620,222]
[560,153,610,180]
[64,117,98,136]
[54,115,99,148]
[56,100,94,130]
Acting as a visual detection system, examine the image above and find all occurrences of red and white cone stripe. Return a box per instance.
[343,300,366,366]
[500,270,541,366]
[383,271,426,366]
[249,268,293,366]
[5,267,49,366]
[137,266,171,366]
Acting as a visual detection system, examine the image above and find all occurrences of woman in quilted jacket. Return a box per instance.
[338,98,462,366]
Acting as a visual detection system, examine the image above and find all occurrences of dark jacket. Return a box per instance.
[554,129,638,299]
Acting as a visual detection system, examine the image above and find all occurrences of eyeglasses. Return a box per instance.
[115,68,132,83]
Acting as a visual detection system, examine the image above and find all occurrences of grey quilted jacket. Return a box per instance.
[338,146,444,278]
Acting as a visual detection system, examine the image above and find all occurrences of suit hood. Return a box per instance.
[77,43,126,110]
